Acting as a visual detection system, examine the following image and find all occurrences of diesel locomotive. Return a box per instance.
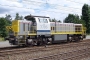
[6,15,86,46]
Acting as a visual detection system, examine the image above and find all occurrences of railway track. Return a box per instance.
[1,48,90,60]
[0,39,89,51]
[0,39,90,58]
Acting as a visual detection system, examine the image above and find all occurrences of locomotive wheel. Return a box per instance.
[37,42,40,46]
[75,37,80,42]
[68,37,72,43]
[26,39,34,46]
[22,44,27,47]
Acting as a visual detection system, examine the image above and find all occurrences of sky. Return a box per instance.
[0,0,90,23]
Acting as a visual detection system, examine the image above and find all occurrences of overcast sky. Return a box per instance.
[0,0,90,22]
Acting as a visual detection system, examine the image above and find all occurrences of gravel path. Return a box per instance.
[0,41,16,48]
[86,35,90,39]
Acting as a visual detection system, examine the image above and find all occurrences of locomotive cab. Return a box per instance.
[25,16,51,35]
[25,16,51,45]
[34,16,51,35]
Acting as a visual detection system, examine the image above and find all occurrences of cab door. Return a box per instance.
[35,17,50,35]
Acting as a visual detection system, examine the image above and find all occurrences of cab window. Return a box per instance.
[38,18,48,23]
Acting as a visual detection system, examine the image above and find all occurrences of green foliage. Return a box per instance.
[5,14,12,26]
[15,13,23,20]
[19,16,24,20]
[5,14,12,21]
[82,4,90,33]
[0,14,12,38]
[0,37,4,41]
[64,14,79,23]
[50,18,61,22]
[0,18,8,37]
[15,13,19,20]
[58,20,61,22]
[52,18,56,22]
[63,14,85,26]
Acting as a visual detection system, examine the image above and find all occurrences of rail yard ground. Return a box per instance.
[0,35,90,60]
[0,41,16,48]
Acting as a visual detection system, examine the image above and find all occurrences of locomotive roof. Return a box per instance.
[25,15,50,20]
[74,24,82,25]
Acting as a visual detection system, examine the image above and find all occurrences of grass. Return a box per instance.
[0,37,4,41]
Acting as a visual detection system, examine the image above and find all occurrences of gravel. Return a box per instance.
[0,41,16,48]
[0,41,90,60]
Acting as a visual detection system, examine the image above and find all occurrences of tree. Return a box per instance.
[0,18,8,37]
[64,14,77,23]
[63,14,84,24]
[19,16,24,20]
[48,18,61,22]
[82,4,90,33]
[15,13,20,20]
[52,18,57,22]
[5,14,12,25]
[15,13,23,20]
[5,14,12,21]
[58,20,61,22]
